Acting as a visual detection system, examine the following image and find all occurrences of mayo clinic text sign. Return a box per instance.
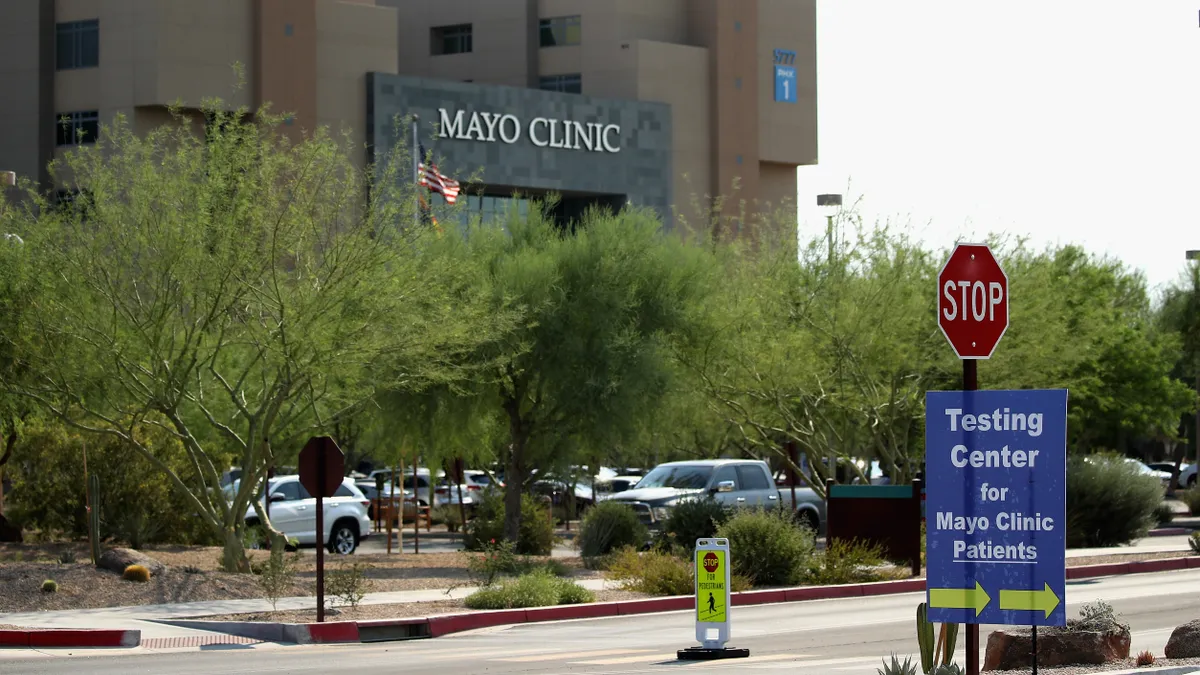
[367,74,671,217]
[438,108,622,153]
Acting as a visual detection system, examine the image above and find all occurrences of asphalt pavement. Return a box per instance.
[5,565,1200,674]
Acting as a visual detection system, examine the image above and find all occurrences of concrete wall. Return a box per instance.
[757,0,817,166]
[316,0,398,160]
[369,74,672,217]
[0,0,52,186]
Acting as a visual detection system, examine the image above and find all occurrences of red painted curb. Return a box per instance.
[428,609,527,638]
[306,622,360,644]
[0,629,139,649]
[354,617,430,629]
[617,596,692,615]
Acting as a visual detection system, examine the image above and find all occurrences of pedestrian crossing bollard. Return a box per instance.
[677,538,749,661]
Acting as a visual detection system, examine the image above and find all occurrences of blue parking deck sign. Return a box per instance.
[774,65,797,102]
[925,389,1068,627]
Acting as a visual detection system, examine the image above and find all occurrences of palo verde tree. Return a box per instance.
[0,102,458,571]
[449,205,718,542]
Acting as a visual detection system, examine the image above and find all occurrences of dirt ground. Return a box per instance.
[194,590,646,623]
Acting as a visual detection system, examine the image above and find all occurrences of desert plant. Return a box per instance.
[466,539,518,586]
[929,665,964,675]
[1066,455,1164,547]
[607,546,694,596]
[56,550,76,565]
[257,550,299,611]
[660,498,729,553]
[577,502,648,560]
[464,493,556,555]
[122,564,151,582]
[326,562,372,608]
[1068,600,1128,633]
[1136,650,1155,666]
[1180,488,1200,516]
[41,579,57,593]
[804,538,887,585]
[716,508,814,586]
[1153,502,1175,526]
[917,603,934,672]
[1190,531,1200,554]
[463,570,593,609]
[431,505,464,533]
[877,654,918,675]
[182,565,203,575]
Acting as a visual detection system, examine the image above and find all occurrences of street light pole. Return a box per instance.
[1186,251,1200,471]
[817,194,843,483]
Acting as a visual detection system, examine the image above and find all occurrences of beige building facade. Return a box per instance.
[0,0,817,223]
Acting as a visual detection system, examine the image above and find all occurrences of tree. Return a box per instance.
[447,206,718,542]
[0,103,464,570]
[0,204,40,517]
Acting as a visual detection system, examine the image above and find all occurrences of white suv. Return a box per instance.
[243,476,373,554]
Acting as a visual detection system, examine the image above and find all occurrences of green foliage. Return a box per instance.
[6,421,214,547]
[463,571,594,610]
[877,654,918,675]
[929,665,964,675]
[465,539,518,587]
[916,603,934,673]
[464,492,556,556]
[1066,455,1163,547]
[56,550,76,565]
[1068,600,1128,633]
[326,562,372,608]
[716,508,814,586]
[257,549,299,611]
[1190,531,1200,554]
[804,538,887,585]
[577,501,648,560]
[41,579,58,593]
[661,498,730,554]
[1180,489,1200,517]
[607,547,694,596]
[1153,502,1175,526]
[122,564,151,583]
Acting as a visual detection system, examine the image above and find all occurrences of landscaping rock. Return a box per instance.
[1165,619,1200,658]
[984,627,1130,670]
[97,548,165,577]
[0,515,22,543]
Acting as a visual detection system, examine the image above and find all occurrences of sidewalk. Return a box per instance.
[1066,533,1193,559]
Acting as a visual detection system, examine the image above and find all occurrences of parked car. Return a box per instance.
[239,475,372,554]
[605,459,825,534]
[356,481,405,520]
[594,475,644,500]
[1126,458,1173,491]
[463,470,502,492]
[1146,462,1197,489]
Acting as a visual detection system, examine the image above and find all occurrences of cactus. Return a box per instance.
[916,603,934,673]
[87,473,101,565]
[41,579,58,593]
[942,622,959,665]
[930,665,964,675]
[122,564,151,582]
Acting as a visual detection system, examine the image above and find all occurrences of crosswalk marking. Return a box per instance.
[496,648,654,663]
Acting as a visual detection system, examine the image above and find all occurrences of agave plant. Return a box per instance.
[877,654,918,675]
[930,665,965,675]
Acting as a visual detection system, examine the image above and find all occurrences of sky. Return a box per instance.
[796,1,1200,295]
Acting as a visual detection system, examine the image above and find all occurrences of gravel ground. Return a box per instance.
[190,589,647,623]
[991,656,1200,673]
[0,624,23,630]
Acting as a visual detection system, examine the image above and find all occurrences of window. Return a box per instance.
[56,20,99,70]
[713,466,739,490]
[736,465,772,491]
[431,24,472,55]
[539,15,581,47]
[334,485,355,498]
[270,481,303,501]
[56,111,99,146]
[538,74,582,94]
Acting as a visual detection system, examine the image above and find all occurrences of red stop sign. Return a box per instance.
[937,243,1008,359]
[703,552,719,574]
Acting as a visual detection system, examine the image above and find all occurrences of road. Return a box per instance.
[6,568,1200,674]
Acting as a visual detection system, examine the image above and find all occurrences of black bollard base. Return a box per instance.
[677,647,750,661]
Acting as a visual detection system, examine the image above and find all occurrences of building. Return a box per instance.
[0,0,817,228]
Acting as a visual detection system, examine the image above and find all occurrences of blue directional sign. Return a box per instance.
[925,389,1068,627]
[774,65,797,103]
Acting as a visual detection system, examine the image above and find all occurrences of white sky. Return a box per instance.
[796,1,1200,295]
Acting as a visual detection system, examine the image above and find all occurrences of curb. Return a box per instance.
[0,629,140,649]
[1085,667,1200,675]
[158,555,1200,646]
[1149,528,1192,537]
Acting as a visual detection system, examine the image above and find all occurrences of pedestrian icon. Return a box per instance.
[707,593,715,614]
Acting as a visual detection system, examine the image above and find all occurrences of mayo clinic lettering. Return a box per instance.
[368,74,671,224]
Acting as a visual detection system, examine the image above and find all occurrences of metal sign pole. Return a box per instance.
[316,447,326,624]
[963,359,978,675]
[1032,625,1038,674]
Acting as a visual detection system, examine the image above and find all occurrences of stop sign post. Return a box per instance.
[937,243,1009,360]
[935,243,1008,675]
[298,436,345,623]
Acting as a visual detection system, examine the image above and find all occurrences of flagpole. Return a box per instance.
[412,115,420,229]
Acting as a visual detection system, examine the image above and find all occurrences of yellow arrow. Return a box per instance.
[929,581,990,616]
[999,583,1060,618]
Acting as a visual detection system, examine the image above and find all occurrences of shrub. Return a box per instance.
[660,498,729,554]
[577,502,648,560]
[464,492,556,555]
[1190,531,1200,554]
[804,538,887,585]
[122,564,151,582]
[463,571,594,609]
[1068,600,1128,633]
[326,562,372,608]
[716,508,814,586]
[1180,489,1200,516]
[607,547,694,596]
[1136,650,1155,666]
[466,539,518,586]
[56,550,76,565]
[41,579,58,593]
[257,549,299,610]
[431,505,464,533]
[1153,502,1175,526]
[1066,456,1163,547]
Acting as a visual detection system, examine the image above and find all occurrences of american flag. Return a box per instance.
[418,145,460,205]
